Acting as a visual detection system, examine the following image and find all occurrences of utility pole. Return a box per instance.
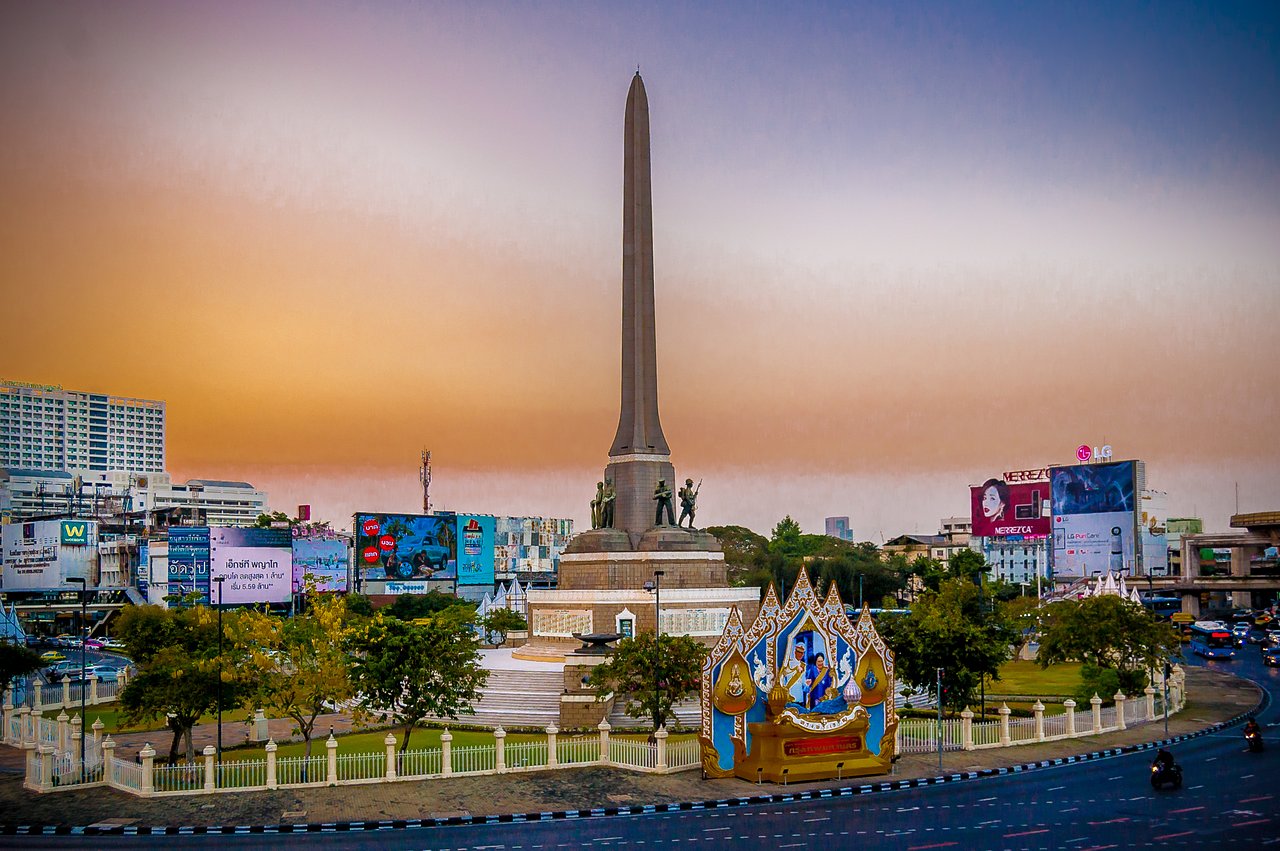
[420,450,432,514]
[936,667,945,773]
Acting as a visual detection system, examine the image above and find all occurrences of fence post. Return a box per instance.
[546,726,559,768]
[2,688,13,743]
[598,720,611,765]
[1090,694,1102,733]
[24,742,38,788]
[70,714,82,761]
[960,708,974,751]
[252,709,269,742]
[31,708,44,747]
[1063,699,1076,736]
[1033,701,1045,742]
[139,743,156,797]
[998,704,1011,746]
[39,744,55,791]
[101,736,115,788]
[91,717,104,748]
[32,679,44,711]
[18,706,31,746]
[118,667,129,689]
[441,729,453,775]
[1143,686,1156,721]
[655,726,668,770]
[1114,692,1127,731]
[384,733,397,780]
[203,745,216,791]
[326,733,338,785]
[494,726,507,772]
[265,740,278,790]
[57,711,69,753]
[88,673,99,706]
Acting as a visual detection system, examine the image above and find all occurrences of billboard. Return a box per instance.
[292,537,349,593]
[354,512,496,591]
[1049,461,1139,578]
[210,527,293,604]
[2,519,99,590]
[168,526,210,602]
[970,478,1051,538]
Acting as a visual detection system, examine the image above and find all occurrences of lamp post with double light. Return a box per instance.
[211,576,226,765]
[643,569,665,731]
[66,576,87,781]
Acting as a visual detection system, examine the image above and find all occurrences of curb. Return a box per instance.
[2,698,1266,837]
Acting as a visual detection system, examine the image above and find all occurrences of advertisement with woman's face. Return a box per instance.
[970,479,1051,538]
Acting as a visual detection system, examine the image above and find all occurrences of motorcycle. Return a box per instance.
[1150,758,1182,790]
[1245,728,1264,753]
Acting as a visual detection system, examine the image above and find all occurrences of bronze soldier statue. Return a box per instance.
[601,479,616,528]
[590,481,605,529]
[653,478,675,526]
[678,477,700,528]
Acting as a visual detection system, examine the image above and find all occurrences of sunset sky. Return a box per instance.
[2,2,1277,539]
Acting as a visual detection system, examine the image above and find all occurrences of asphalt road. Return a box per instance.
[9,651,1277,850]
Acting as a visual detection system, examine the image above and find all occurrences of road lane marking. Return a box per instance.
[979,797,997,802]
[1087,818,1128,825]
[1241,774,1255,779]
[1049,786,1065,791]
[1168,806,1205,814]
[702,828,730,833]
[1152,831,1194,840]
[593,839,623,843]
[802,818,829,823]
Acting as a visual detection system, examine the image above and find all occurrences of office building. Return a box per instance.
[825,516,854,541]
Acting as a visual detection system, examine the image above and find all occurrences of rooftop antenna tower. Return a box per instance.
[420,449,432,514]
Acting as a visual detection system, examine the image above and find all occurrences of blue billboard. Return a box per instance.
[292,537,349,593]
[355,512,494,589]
[167,526,210,602]
[1049,461,1139,578]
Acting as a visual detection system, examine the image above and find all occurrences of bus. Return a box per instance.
[1189,621,1236,660]
[1141,597,1182,620]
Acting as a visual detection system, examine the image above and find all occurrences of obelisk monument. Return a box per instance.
[604,72,679,543]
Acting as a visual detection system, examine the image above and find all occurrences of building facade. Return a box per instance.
[824,516,854,541]
[493,516,574,583]
[1,380,165,473]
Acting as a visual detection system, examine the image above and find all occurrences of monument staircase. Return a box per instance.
[424,668,563,729]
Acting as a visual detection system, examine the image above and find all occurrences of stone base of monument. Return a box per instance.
[728,710,895,784]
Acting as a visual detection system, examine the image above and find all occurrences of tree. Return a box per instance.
[116,604,254,763]
[384,592,474,622]
[0,640,42,689]
[237,592,354,762]
[348,614,488,750]
[1035,595,1181,694]
[480,608,527,647]
[947,549,987,585]
[253,511,293,528]
[769,516,804,556]
[588,633,707,731]
[878,578,1015,713]
[705,525,769,583]
[344,594,375,619]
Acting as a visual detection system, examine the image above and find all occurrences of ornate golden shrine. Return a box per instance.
[700,568,896,783]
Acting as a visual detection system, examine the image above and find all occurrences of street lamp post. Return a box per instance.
[66,577,87,781]
[644,570,665,732]
[212,576,225,765]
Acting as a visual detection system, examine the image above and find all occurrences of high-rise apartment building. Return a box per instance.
[1,380,165,473]
[825,516,854,541]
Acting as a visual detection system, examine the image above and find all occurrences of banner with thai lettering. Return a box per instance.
[210,527,293,604]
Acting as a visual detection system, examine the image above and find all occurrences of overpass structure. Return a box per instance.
[1141,511,1280,616]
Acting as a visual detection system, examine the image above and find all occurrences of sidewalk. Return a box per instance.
[0,666,1259,829]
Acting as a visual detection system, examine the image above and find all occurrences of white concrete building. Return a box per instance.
[1,380,165,473]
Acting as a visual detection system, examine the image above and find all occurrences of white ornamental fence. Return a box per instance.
[7,672,128,714]
[4,669,1188,798]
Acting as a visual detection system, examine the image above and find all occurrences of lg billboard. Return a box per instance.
[1049,461,1139,579]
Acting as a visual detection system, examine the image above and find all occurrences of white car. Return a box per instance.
[102,638,126,651]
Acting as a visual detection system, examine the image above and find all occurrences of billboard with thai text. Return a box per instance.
[2,519,99,591]
[354,512,495,592]
[167,526,210,602]
[210,527,293,604]
[970,478,1051,538]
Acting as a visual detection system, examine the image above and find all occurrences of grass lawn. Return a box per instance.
[62,704,254,735]
[986,660,1083,697]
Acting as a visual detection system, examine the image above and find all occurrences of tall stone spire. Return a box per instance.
[609,71,670,458]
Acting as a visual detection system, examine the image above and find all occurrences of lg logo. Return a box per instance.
[1076,444,1113,463]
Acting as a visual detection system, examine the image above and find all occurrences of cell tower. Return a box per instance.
[420,449,432,514]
